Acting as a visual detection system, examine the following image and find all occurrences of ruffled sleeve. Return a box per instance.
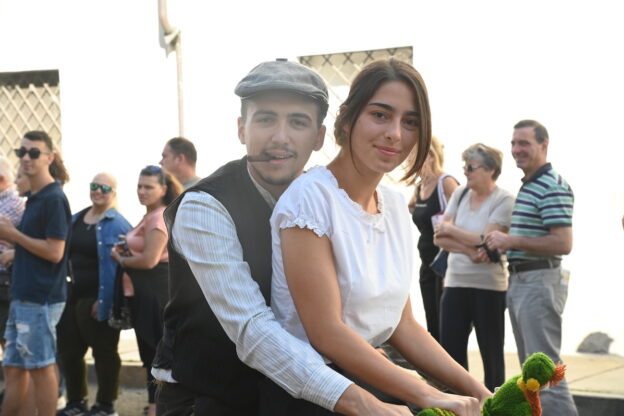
[271,168,334,238]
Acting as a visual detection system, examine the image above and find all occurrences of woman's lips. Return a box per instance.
[376,146,400,157]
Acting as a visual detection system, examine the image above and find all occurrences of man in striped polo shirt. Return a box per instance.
[486,119,577,415]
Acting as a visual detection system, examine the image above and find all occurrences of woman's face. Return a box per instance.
[90,173,115,210]
[463,158,494,188]
[14,170,30,196]
[347,81,420,177]
[137,174,166,209]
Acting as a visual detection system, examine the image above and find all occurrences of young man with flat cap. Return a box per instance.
[153,60,411,416]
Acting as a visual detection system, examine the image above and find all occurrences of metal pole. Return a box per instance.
[158,0,184,137]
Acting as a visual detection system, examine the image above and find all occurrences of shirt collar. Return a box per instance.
[522,163,552,184]
[246,164,277,209]
[25,180,61,200]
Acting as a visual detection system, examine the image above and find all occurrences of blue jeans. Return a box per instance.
[507,267,578,415]
[3,300,65,369]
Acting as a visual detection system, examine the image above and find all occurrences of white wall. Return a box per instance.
[2,0,623,355]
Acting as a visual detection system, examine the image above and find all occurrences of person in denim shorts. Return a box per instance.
[0,131,71,416]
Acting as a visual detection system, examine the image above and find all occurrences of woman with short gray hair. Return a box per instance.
[433,143,514,391]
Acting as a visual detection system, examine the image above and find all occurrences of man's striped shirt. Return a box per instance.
[508,163,574,261]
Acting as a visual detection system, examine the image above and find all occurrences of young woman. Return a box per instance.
[408,136,459,341]
[57,173,132,416]
[265,59,490,415]
[433,144,514,391]
[110,165,181,416]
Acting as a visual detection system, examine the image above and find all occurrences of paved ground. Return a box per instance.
[2,336,623,414]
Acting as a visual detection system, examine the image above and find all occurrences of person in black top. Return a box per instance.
[408,136,458,341]
[57,173,132,416]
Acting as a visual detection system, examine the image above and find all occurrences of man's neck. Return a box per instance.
[176,167,198,185]
[522,161,549,182]
[29,173,55,194]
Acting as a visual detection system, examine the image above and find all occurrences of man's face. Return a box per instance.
[238,93,325,196]
[19,138,53,179]
[511,126,548,176]
[159,144,179,173]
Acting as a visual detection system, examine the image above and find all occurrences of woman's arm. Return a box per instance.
[281,227,482,415]
[111,228,167,269]
[442,176,459,202]
[435,218,508,249]
[389,298,491,402]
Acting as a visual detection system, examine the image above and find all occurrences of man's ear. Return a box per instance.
[314,125,326,151]
[541,138,549,154]
[237,117,246,145]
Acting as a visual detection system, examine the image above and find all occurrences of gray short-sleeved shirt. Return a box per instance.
[444,186,515,291]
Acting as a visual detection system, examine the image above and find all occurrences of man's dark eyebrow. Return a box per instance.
[288,112,313,121]
[368,102,419,117]
[251,109,278,118]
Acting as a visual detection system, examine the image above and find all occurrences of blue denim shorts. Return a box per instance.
[3,300,65,369]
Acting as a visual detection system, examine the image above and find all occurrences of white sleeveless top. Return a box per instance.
[270,166,413,354]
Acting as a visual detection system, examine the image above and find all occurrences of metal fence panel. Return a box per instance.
[0,70,62,169]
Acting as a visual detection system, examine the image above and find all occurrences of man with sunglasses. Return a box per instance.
[0,131,71,416]
[152,60,410,416]
[485,120,577,415]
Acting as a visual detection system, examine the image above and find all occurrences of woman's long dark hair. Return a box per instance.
[333,59,431,184]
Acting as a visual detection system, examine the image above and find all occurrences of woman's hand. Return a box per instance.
[434,221,452,237]
[0,248,15,267]
[469,247,490,264]
[110,247,123,264]
[425,392,481,416]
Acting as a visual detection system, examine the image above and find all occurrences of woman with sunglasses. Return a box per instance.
[110,165,181,416]
[433,143,514,392]
[264,60,490,415]
[56,173,132,416]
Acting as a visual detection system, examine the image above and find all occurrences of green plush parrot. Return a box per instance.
[417,352,566,416]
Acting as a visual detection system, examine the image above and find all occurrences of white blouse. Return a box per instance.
[271,166,413,355]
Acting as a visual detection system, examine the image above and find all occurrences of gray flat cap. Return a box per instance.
[235,59,329,107]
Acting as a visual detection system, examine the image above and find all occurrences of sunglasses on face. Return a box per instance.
[90,182,113,194]
[14,147,50,159]
[463,164,484,173]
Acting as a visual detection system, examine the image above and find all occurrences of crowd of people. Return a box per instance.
[0,58,576,416]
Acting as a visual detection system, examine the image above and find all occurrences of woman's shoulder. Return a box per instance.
[493,186,515,201]
[280,166,338,201]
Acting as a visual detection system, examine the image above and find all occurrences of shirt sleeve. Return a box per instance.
[172,192,352,410]
[443,186,466,220]
[272,177,332,238]
[537,184,574,228]
[44,195,70,241]
[145,207,168,236]
[488,190,515,228]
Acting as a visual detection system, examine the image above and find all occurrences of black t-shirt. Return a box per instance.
[411,185,441,264]
[69,214,100,299]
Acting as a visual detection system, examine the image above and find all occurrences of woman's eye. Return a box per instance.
[372,111,387,120]
[403,118,419,128]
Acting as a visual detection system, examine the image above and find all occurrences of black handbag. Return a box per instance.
[108,266,133,330]
[429,188,469,278]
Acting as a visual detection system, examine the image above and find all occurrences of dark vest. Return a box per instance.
[159,157,273,407]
